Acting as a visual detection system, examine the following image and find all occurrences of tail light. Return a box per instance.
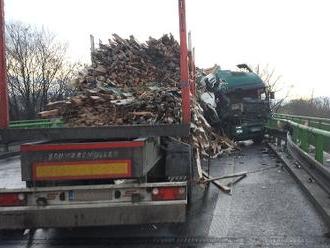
[152,187,186,201]
[0,193,26,206]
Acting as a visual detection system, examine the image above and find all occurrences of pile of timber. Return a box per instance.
[189,98,234,158]
[43,34,234,157]
[56,86,182,126]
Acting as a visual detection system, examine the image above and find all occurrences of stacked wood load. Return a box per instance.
[43,34,234,157]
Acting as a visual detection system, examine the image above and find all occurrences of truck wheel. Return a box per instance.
[253,136,264,144]
[0,229,24,238]
[187,157,193,206]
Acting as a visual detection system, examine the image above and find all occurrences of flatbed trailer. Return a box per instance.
[0,124,190,143]
[0,125,193,230]
[0,0,196,230]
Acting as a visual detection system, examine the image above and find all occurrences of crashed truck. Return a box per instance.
[199,64,273,143]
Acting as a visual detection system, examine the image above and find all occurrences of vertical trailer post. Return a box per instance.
[192,47,196,93]
[187,31,196,96]
[178,0,191,124]
[0,0,8,129]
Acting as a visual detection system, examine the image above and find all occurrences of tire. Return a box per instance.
[187,154,193,206]
[253,136,264,144]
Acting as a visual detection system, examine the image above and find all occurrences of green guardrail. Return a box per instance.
[268,114,330,164]
[9,118,64,129]
[274,113,330,132]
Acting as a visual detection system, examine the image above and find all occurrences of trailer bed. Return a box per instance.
[0,124,190,143]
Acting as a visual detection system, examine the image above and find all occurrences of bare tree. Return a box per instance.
[279,97,330,118]
[6,22,79,120]
[253,64,293,112]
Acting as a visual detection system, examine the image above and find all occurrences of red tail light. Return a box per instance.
[0,193,26,206]
[152,187,186,201]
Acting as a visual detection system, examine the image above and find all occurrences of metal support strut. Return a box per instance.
[0,0,8,128]
[0,1,191,128]
[178,0,191,124]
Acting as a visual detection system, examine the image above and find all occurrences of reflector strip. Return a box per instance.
[0,193,26,206]
[22,141,144,152]
[152,187,186,201]
[33,160,131,181]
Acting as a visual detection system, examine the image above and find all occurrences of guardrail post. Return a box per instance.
[293,126,298,143]
[315,134,324,164]
[300,129,309,152]
[276,137,281,147]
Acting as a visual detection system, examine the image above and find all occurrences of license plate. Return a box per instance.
[69,190,113,201]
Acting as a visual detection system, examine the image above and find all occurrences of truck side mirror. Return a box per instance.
[269,92,275,99]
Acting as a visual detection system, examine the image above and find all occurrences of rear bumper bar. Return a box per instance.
[0,201,186,229]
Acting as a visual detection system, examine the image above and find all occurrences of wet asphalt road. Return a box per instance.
[0,143,329,247]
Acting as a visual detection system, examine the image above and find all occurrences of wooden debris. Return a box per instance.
[195,148,203,180]
[201,170,247,194]
[46,101,66,110]
[43,34,235,158]
[38,109,59,118]
[202,171,247,183]
[226,174,247,187]
[202,170,231,194]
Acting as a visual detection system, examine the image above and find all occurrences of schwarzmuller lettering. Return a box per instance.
[47,151,117,161]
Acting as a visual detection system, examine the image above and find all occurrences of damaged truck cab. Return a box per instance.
[200,65,272,142]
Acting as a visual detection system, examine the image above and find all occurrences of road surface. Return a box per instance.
[0,143,329,247]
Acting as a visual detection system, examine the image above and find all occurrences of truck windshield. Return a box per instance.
[227,89,259,102]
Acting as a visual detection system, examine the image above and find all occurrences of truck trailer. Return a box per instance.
[0,0,196,230]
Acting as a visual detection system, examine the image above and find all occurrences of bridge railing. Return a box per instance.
[268,114,330,164]
[274,113,330,132]
[9,118,64,129]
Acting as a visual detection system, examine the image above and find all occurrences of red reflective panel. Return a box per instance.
[152,187,186,201]
[0,193,25,206]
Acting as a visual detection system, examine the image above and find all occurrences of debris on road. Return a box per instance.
[202,170,231,194]
[201,170,247,194]
[226,174,247,187]
[202,171,247,183]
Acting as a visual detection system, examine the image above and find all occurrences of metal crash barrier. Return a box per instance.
[267,113,330,164]
[9,118,64,129]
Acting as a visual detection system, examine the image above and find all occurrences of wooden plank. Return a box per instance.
[226,174,247,187]
[202,170,231,193]
[196,149,203,180]
[203,171,247,183]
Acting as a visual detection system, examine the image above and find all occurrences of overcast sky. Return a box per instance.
[5,0,330,99]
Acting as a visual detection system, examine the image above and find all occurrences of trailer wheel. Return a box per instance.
[187,154,194,207]
[0,229,25,238]
[253,135,264,144]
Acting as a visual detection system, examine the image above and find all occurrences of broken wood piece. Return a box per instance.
[86,89,98,94]
[46,101,66,110]
[89,95,103,101]
[202,171,231,194]
[202,171,247,183]
[131,111,154,116]
[71,97,84,106]
[39,109,59,118]
[195,149,203,180]
[226,174,247,187]
[110,98,135,106]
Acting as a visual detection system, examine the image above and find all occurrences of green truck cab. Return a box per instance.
[199,65,272,142]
